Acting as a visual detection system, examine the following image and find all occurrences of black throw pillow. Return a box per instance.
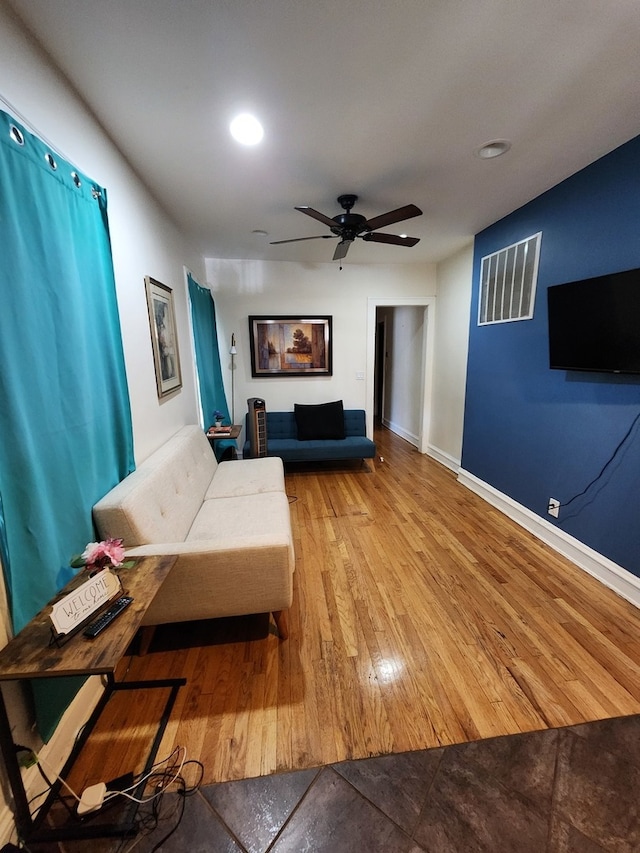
[294,400,345,441]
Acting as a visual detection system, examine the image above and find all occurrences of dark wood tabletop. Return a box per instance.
[0,554,176,680]
[206,424,242,440]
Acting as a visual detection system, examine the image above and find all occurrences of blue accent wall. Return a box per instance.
[462,135,640,577]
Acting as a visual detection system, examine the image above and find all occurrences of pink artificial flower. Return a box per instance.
[81,537,125,570]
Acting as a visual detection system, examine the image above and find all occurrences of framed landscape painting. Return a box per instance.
[248,315,332,377]
[145,276,182,398]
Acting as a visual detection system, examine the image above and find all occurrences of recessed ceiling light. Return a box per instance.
[252,229,268,237]
[475,139,511,159]
[230,113,264,146]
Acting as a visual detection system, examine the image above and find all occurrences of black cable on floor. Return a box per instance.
[116,758,204,852]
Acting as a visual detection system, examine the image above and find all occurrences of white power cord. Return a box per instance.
[104,746,187,805]
[77,745,187,814]
[34,752,82,804]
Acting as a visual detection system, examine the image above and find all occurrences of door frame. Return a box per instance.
[366,296,436,454]
[374,315,387,422]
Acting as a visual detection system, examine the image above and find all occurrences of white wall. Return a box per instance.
[205,257,437,434]
[430,242,473,469]
[0,6,206,841]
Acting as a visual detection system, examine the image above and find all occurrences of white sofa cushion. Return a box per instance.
[205,456,285,499]
[187,491,291,546]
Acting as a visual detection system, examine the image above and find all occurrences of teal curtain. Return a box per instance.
[0,111,134,738]
[187,273,235,461]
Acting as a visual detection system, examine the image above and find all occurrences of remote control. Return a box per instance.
[83,596,133,638]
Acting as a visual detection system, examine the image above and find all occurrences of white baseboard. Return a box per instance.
[0,676,105,846]
[426,444,460,473]
[457,468,640,609]
[382,419,419,447]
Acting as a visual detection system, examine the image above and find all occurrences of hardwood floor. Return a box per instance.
[70,426,640,790]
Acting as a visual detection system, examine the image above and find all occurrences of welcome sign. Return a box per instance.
[50,569,122,636]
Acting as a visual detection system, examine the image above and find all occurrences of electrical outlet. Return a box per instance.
[548,498,560,518]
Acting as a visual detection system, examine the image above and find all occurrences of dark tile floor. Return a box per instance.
[48,713,637,852]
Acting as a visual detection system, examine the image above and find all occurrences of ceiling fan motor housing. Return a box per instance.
[332,193,368,238]
[330,212,369,238]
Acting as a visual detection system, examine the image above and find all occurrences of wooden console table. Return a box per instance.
[0,554,183,844]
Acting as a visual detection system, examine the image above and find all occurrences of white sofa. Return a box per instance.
[92,425,294,650]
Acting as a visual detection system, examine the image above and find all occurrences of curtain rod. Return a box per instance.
[0,91,75,165]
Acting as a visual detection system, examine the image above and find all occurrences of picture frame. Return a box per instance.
[145,276,182,398]
[248,315,333,377]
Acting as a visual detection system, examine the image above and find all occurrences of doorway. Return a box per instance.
[366,297,435,454]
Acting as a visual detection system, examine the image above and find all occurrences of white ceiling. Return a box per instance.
[8,0,640,265]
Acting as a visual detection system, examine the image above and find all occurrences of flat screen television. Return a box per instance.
[547,266,640,374]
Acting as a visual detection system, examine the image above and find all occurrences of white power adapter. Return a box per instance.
[77,781,107,816]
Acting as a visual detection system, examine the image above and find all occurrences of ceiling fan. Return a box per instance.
[270,194,422,261]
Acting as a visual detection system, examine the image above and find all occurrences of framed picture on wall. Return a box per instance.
[248,315,332,377]
[145,276,182,398]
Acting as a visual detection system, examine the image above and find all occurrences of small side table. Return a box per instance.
[0,555,184,845]
[206,425,242,460]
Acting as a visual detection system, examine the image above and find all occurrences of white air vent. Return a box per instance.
[478,232,541,325]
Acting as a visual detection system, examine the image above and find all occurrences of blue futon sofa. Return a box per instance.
[242,406,376,463]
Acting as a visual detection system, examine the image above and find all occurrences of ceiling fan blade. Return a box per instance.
[333,239,352,261]
[362,232,420,247]
[364,204,422,232]
[295,206,338,228]
[270,235,335,245]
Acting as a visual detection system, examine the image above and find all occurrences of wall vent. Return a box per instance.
[478,232,541,325]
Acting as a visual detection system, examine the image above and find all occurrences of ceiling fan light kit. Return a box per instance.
[271,194,422,261]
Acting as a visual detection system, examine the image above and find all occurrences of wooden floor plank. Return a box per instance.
[70,426,640,785]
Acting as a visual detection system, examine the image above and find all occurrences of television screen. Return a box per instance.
[547,267,640,374]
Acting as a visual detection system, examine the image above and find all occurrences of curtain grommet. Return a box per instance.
[9,125,24,146]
